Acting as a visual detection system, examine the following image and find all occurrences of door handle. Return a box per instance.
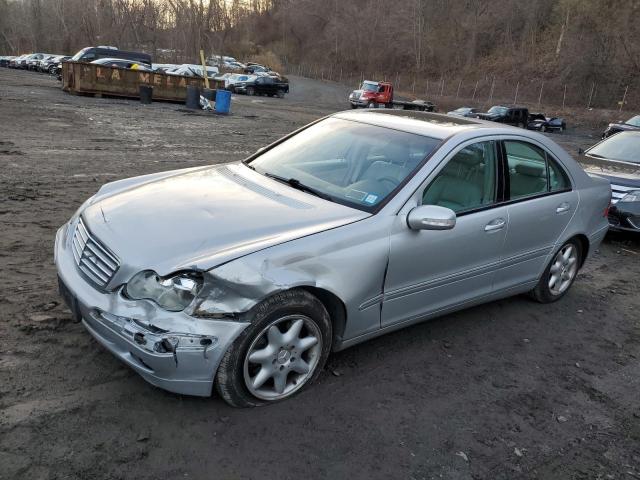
[484,218,506,232]
[556,202,570,214]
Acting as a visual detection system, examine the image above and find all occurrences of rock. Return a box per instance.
[514,447,524,457]
[455,451,469,462]
[557,415,568,423]
[136,433,149,442]
[29,314,57,323]
[331,369,342,377]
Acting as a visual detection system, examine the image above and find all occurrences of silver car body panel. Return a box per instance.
[55,111,611,396]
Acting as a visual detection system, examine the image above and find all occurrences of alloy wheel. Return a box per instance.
[243,315,322,401]
[548,244,578,295]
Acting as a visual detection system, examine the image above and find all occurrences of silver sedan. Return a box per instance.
[55,111,611,407]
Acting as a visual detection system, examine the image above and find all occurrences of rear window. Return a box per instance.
[586,132,640,164]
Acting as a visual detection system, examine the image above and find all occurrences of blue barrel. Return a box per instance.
[215,89,231,114]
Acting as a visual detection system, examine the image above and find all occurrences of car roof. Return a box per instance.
[333,110,503,139]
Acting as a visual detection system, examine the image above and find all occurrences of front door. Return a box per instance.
[382,140,508,326]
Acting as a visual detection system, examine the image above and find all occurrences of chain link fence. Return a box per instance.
[286,63,638,113]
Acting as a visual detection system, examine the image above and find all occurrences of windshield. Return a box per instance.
[247,118,440,211]
[625,115,640,127]
[586,132,640,164]
[488,106,508,115]
[362,82,379,92]
[71,48,90,61]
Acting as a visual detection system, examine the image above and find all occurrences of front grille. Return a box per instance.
[610,183,637,204]
[72,218,120,288]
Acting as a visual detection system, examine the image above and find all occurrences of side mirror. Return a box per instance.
[577,147,584,155]
[407,205,456,231]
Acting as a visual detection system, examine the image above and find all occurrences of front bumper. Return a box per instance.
[608,203,640,232]
[54,222,249,396]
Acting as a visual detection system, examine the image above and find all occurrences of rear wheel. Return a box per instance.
[530,239,581,303]
[215,289,332,407]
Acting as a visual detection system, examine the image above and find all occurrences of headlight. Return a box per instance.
[619,190,640,203]
[125,270,203,311]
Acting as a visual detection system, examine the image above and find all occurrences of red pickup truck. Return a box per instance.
[348,80,435,111]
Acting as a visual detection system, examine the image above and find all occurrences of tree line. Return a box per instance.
[1,0,638,105]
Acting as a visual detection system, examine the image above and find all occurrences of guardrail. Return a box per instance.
[62,61,223,101]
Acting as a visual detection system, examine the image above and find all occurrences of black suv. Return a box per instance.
[234,76,289,97]
[475,106,529,127]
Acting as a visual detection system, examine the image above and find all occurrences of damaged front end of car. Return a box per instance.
[53,217,279,397]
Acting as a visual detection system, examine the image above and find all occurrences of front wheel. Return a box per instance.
[350,103,358,109]
[530,239,581,303]
[215,289,332,407]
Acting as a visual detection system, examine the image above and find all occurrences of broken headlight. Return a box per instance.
[124,271,203,312]
[619,190,640,203]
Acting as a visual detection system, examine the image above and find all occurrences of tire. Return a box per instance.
[246,87,255,96]
[215,289,332,407]
[517,122,525,128]
[385,103,393,109]
[540,125,547,132]
[367,101,375,109]
[276,90,285,98]
[530,239,582,303]
[350,103,358,109]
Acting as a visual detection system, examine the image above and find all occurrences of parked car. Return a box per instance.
[90,58,153,71]
[9,54,27,68]
[233,75,289,97]
[602,115,640,138]
[43,55,70,74]
[527,113,567,133]
[70,46,152,66]
[244,63,271,74]
[25,53,47,70]
[165,64,219,78]
[216,73,256,90]
[475,106,529,127]
[0,56,16,67]
[447,107,479,117]
[578,131,640,232]
[56,110,610,407]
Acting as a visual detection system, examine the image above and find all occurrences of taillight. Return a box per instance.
[603,202,611,218]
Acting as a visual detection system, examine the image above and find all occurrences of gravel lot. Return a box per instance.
[1,68,639,480]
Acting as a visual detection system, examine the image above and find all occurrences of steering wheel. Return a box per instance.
[377,176,399,192]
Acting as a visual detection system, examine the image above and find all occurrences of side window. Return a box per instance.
[548,157,570,191]
[505,141,549,199]
[422,141,497,213]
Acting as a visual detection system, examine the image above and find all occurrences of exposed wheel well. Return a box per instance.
[569,234,590,268]
[299,286,347,351]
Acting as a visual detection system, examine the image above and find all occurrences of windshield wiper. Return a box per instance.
[263,172,332,201]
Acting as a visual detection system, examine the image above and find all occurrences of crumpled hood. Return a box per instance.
[82,163,368,275]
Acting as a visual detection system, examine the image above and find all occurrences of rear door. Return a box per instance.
[494,139,577,291]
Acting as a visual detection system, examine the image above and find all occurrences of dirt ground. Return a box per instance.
[1,67,639,480]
